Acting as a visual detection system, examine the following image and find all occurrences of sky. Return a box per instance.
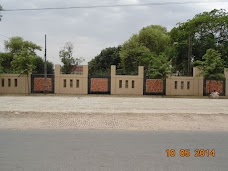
[0,0,227,65]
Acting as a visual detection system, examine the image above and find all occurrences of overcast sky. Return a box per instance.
[0,0,227,65]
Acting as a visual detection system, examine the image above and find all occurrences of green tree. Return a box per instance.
[147,53,173,80]
[11,49,36,93]
[46,61,54,74]
[1,36,43,93]
[120,25,171,76]
[169,27,189,74]
[0,36,49,74]
[170,9,228,75]
[59,42,84,74]
[88,46,121,75]
[33,57,54,74]
[0,53,14,73]
[0,57,3,73]
[138,25,171,55]
[193,49,225,80]
[5,37,42,55]
[120,35,151,74]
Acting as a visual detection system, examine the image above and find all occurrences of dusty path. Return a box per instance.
[0,96,227,131]
[0,111,228,131]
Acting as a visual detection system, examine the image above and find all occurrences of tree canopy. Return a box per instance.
[5,37,42,55]
[88,46,121,75]
[0,36,54,74]
[0,56,3,73]
[170,9,228,75]
[120,25,172,78]
[138,25,171,54]
[147,53,173,80]
[87,9,228,80]
[59,42,84,74]
[193,49,225,80]
[88,25,172,78]
[1,9,227,82]
[11,47,37,93]
[11,49,36,75]
[1,37,42,74]
[0,52,14,73]
[33,57,54,74]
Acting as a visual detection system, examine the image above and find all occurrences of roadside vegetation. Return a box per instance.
[89,9,227,79]
[0,9,227,81]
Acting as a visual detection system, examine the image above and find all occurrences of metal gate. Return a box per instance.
[143,78,166,95]
[203,79,226,96]
[88,75,111,94]
[31,74,55,93]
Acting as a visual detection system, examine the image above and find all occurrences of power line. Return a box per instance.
[2,1,228,12]
[0,34,10,39]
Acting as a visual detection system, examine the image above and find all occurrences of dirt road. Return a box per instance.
[0,96,227,131]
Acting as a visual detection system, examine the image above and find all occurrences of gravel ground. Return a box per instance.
[0,96,227,131]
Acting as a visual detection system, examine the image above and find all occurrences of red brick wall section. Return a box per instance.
[206,80,223,94]
[34,78,52,91]
[91,78,108,92]
[146,79,163,93]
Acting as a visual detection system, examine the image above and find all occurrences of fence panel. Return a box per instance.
[88,76,111,94]
[203,79,225,96]
[144,79,165,95]
[31,74,55,93]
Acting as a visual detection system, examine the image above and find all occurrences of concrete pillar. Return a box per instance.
[193,67,200,78]
[55,65,61,75]
[138,66,144,77]
[111,65,116,95]
[82,65,88,94]
[83,65,88,77]
[193,67,203,96]
[193,77,204,96]
[54,65,61,94]
[225,68,228,96]
[111,65,116,77]
[27,74,31,94]
[166,78,171,96]
[138,66,144,95]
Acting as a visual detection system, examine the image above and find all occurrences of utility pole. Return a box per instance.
[44,35,47,94]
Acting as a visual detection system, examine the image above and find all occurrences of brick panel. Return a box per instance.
[206,80,223,94]
[34,78,52,91]
[146,79,163,93]
[91,78,108,92]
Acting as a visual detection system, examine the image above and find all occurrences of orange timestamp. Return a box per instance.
[166,149,215,157]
